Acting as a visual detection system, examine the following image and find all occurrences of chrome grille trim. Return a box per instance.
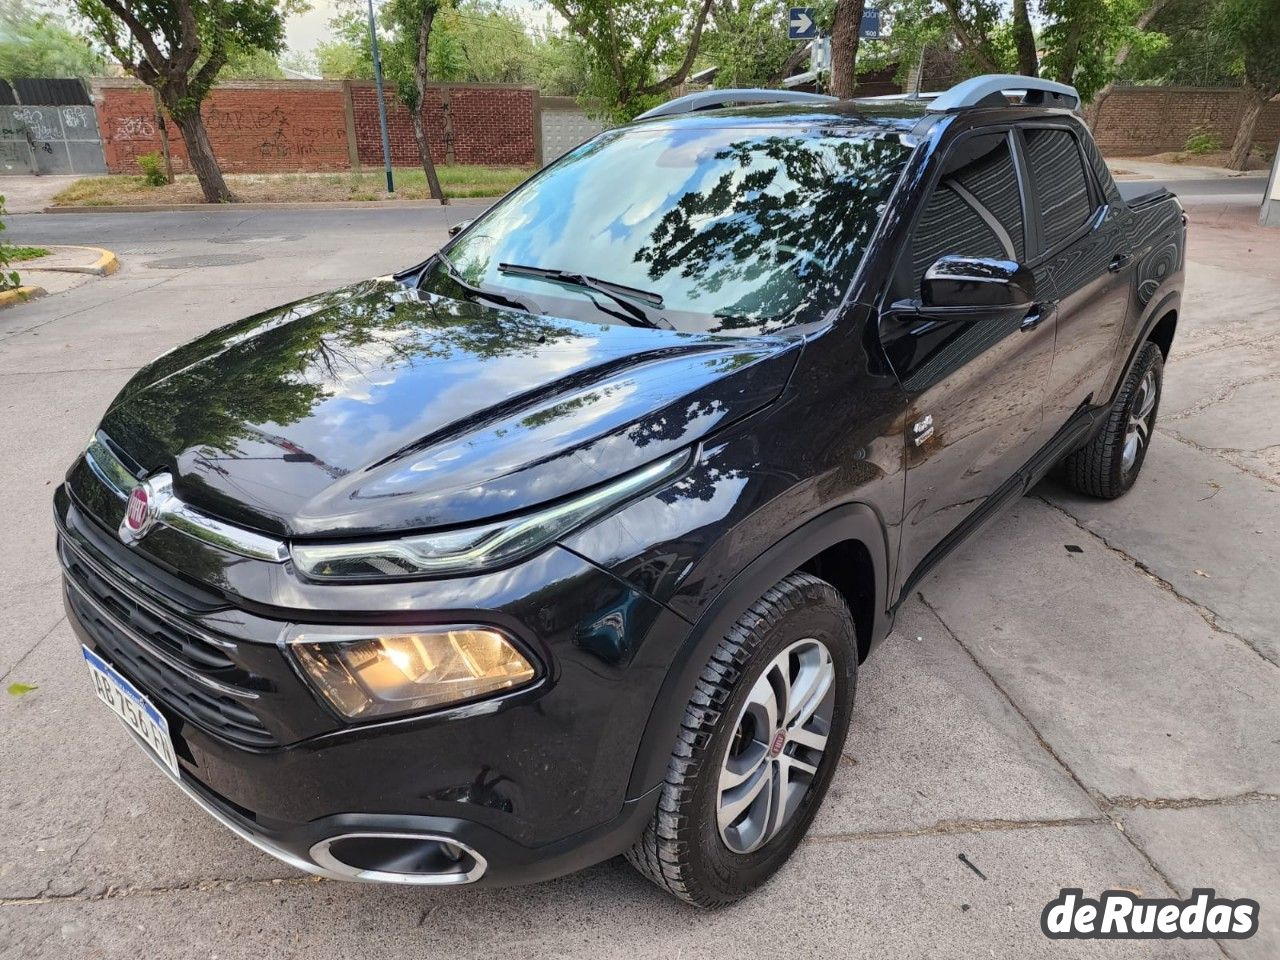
[83,432,289,563]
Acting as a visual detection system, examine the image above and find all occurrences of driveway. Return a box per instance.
[0,192,1276,959]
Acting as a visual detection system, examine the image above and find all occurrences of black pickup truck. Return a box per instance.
[57,74,1185,906]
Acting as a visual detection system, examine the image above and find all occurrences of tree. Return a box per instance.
[74,0,291,204]
[703,0,797,89]
[315,10,375,78]
[549,0,716,122]
[829,0,867,97]
[0,1,105,79]
[1214,0,1280,170]
[1010,0,1037,76]
[384,0,447,203]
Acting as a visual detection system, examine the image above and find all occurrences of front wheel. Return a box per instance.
[626,573,857,907]
[1062,341,1164,499]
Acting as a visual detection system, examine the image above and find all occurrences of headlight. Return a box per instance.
[289,626,536,719]
[290,448,691,581]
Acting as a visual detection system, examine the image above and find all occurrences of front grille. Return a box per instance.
[60,538,278,748]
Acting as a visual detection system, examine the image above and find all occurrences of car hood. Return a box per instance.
[98,279,802,538]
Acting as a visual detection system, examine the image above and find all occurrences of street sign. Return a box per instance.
[788,7,818,40]
[860,8,882,39]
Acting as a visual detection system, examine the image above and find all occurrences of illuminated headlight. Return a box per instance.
[289,626,537,719]
[290,448,691,581]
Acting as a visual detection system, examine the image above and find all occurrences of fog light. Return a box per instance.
[288,626,535,720]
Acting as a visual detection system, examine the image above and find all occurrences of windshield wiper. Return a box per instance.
[429,252,543,316]
[497,262,672,330]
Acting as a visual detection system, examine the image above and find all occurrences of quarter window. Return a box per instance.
[1023,128,1094,250]
[909,133,1024,295]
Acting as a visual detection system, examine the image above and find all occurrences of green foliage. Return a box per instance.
[7,682,37,697]
[220,43,286,79]
[703,0,796,89]
[73,0,290,113]
[316,9,375,79]
[549,0,714,122]
[1213,0,1280,96]
[1120,0,1238,85]
[137,150,169,185]
[0,0,105,80]
[0,194,19,292]
[1184,129,1222,153]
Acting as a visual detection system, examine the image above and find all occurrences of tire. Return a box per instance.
[626,572,857,907]
[1062,341,1164,499]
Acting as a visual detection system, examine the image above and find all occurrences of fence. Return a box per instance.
[0,79,107,176]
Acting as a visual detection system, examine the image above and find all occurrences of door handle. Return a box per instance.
[1108,252,1133,273]
[1020,301,1054,331]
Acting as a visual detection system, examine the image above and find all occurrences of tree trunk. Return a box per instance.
[171,110,234,203]
[830,0,865,100]
[1012,0,1038,77]
[413,9,447,205]
[1227,89,1265,171]
[151,88,174,184]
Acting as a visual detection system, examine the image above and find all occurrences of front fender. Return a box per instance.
[619,501,893,800]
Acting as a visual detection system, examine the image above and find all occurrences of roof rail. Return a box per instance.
[634,89,838,121]
[926,74,1079,112]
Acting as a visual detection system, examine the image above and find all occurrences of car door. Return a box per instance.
[1019,124,1132,430]
[879,128,1057,592]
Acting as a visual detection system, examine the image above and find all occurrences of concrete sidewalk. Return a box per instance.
[0,201,1275,959]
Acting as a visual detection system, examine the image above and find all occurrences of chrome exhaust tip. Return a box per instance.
[309,832,487,885]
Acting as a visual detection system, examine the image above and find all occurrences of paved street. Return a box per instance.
[0,183,1276,959]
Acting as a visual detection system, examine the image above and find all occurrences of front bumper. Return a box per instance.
[56,482,673,886]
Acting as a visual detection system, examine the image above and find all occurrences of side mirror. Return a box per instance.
[921,256,1035,310]
[447,219,474,238]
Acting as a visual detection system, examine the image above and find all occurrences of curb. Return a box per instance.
[0,285,48,309]
[19,245,120,277]
[41,198,492,214]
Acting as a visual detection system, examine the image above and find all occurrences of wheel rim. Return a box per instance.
[1122,368,1158,474]
[717,638,836,854]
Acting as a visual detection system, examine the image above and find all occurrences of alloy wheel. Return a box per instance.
[1122,368,1158,474]
[717,638,836,854]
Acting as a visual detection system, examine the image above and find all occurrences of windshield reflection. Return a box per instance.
[427,124,912,335]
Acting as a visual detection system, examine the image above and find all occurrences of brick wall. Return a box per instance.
[95,80,351,174]
[93,79,539,175]
[1094,86,1280,157]
[350,82,537,167]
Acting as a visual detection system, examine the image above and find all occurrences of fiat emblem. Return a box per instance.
[769,730,786,758]
[118,475,169,545]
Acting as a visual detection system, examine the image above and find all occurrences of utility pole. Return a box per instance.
[367,0,394,193]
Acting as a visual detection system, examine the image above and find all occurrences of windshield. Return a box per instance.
[421,123,913,335]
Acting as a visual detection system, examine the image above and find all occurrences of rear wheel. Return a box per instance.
[1062,341,1163,499]
[626,573,856,907]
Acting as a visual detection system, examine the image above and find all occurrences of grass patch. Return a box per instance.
[51,165,533,207]
[6,246,50,262]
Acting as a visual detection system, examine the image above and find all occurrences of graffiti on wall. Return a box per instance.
[0,104,107,175]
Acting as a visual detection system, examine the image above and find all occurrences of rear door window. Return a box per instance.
[1023,128,1094,251]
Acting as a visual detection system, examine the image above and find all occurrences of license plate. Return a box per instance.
[82,646,180,778]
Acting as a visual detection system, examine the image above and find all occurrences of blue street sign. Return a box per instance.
[788,7,818,40]
[860,8,882,39]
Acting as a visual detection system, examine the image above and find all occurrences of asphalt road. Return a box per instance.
[0,190,1277,959]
